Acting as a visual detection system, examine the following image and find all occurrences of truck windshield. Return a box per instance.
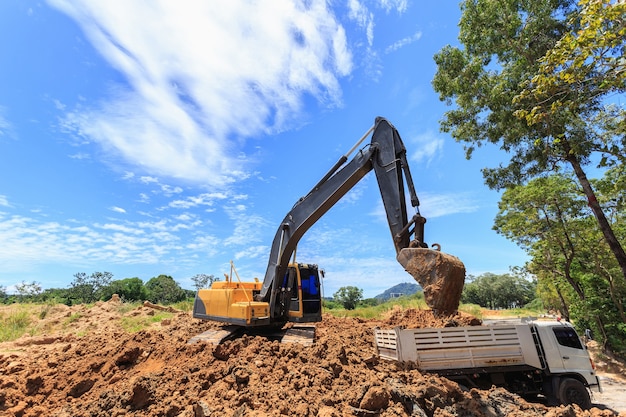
[553,327,584,350]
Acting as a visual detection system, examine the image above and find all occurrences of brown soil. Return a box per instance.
[1,300,624,417]
[397,248,466,315]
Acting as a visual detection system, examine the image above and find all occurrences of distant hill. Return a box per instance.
[374,282,422,301]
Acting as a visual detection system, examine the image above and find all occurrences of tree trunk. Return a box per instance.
[562,139,626,283]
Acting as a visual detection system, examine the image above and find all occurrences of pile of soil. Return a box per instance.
[0,300,623,416]
[396,248,466,315]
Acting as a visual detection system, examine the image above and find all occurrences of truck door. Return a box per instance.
[540,324,592,374]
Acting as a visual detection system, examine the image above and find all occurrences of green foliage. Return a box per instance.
[15,281,42,302]
[333,286,363,310]
[433,0,575,189]
[101,277,147,302]
[494,171,626,355]
[359,298,380,308]
[516,0,626,156]
[68,271,113,304]
[435,0,626,297]
[462,272,537,309]
[145,275,187,304]
[0,286,7,304]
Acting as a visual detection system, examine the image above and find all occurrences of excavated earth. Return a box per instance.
[1,299,625,417]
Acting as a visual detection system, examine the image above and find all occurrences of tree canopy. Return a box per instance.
[333,286,364,310]
[433,0,626,282]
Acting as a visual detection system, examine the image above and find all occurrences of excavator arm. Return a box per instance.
[256,117,464,318]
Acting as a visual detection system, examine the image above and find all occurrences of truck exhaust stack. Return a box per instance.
[397,247,466,316]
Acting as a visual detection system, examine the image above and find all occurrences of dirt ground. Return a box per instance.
[1,300,625,417]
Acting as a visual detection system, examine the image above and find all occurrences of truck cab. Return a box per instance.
[531,321,601,406]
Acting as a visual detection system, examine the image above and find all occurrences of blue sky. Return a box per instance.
[0,0,528,298]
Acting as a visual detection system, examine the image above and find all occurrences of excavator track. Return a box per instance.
[187,324,316,346]
[187,325,242,345]
[278,324,316,346]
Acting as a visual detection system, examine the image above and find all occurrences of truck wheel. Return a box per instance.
[558,378,591,409]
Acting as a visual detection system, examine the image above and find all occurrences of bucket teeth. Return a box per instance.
[397,248,466,316]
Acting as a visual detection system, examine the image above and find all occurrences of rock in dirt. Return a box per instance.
[397,247,466,315]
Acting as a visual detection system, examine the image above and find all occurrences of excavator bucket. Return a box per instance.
[397,248,466,316]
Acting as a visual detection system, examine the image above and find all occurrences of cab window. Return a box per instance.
[553,327,583,350]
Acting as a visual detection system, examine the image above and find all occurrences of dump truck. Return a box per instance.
[191,117,465,343]
[374,319,601,409]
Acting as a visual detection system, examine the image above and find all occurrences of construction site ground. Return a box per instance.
[1,299,625,417]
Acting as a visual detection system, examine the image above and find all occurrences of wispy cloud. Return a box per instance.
[385,30,422,54]
[0,211,221,272]
[109,206,126,214]
[0,106,14,139]
[418,192,479,218]
[0,195,9,207]
[369,191,478,222]
[48,0,355,186]
[409,130,444,166]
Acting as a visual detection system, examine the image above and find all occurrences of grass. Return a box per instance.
[325,294,430,319]
[0,308,32,342]
[120,311,174,333]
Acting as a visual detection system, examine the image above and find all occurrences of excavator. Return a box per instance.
[191,117,465,344]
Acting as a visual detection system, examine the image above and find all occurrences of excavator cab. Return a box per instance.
[282,263,323,323]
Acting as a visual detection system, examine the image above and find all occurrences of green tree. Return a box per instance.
[433,0,626,284]
[68,271,113,304]
[101,278,147,302]
[462,272,536,309]
[494,172,626,353]
[145,275,186,304]
[333,286,363,310]
[15,281,42,301]
[0,285,7,304]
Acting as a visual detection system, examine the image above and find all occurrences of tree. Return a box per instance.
[145,275,186,304]
[190,274,218,291]
[101,278,147,302]
[494,172,626,353]
[68,272,113,304]
[0,285,7,303]
[15,281,42,301]
[333,286,363,310]
[462,272,536,309]
[433,0,626,284]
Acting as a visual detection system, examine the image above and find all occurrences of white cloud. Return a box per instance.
[110,206,126,213]
[418,192,479,218]
[385,30,422,54]
[48,0,354,186]
[0,195,9,207]
[409,130,444,166]
[68,152,90,160]
[378,0,408,14]
[369,191,478,222]
[0,211,220,272]
[0,107,14,139]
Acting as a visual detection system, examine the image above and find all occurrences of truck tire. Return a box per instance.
[558,378,591,410]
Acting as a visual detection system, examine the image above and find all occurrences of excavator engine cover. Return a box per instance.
[397,248,465,316]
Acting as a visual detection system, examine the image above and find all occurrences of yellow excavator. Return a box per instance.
[191,117,465,342]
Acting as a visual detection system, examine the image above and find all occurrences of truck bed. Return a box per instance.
[374,324,544,371]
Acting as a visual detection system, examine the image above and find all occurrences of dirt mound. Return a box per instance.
[380,307,482,328]
[0,304,622,416]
